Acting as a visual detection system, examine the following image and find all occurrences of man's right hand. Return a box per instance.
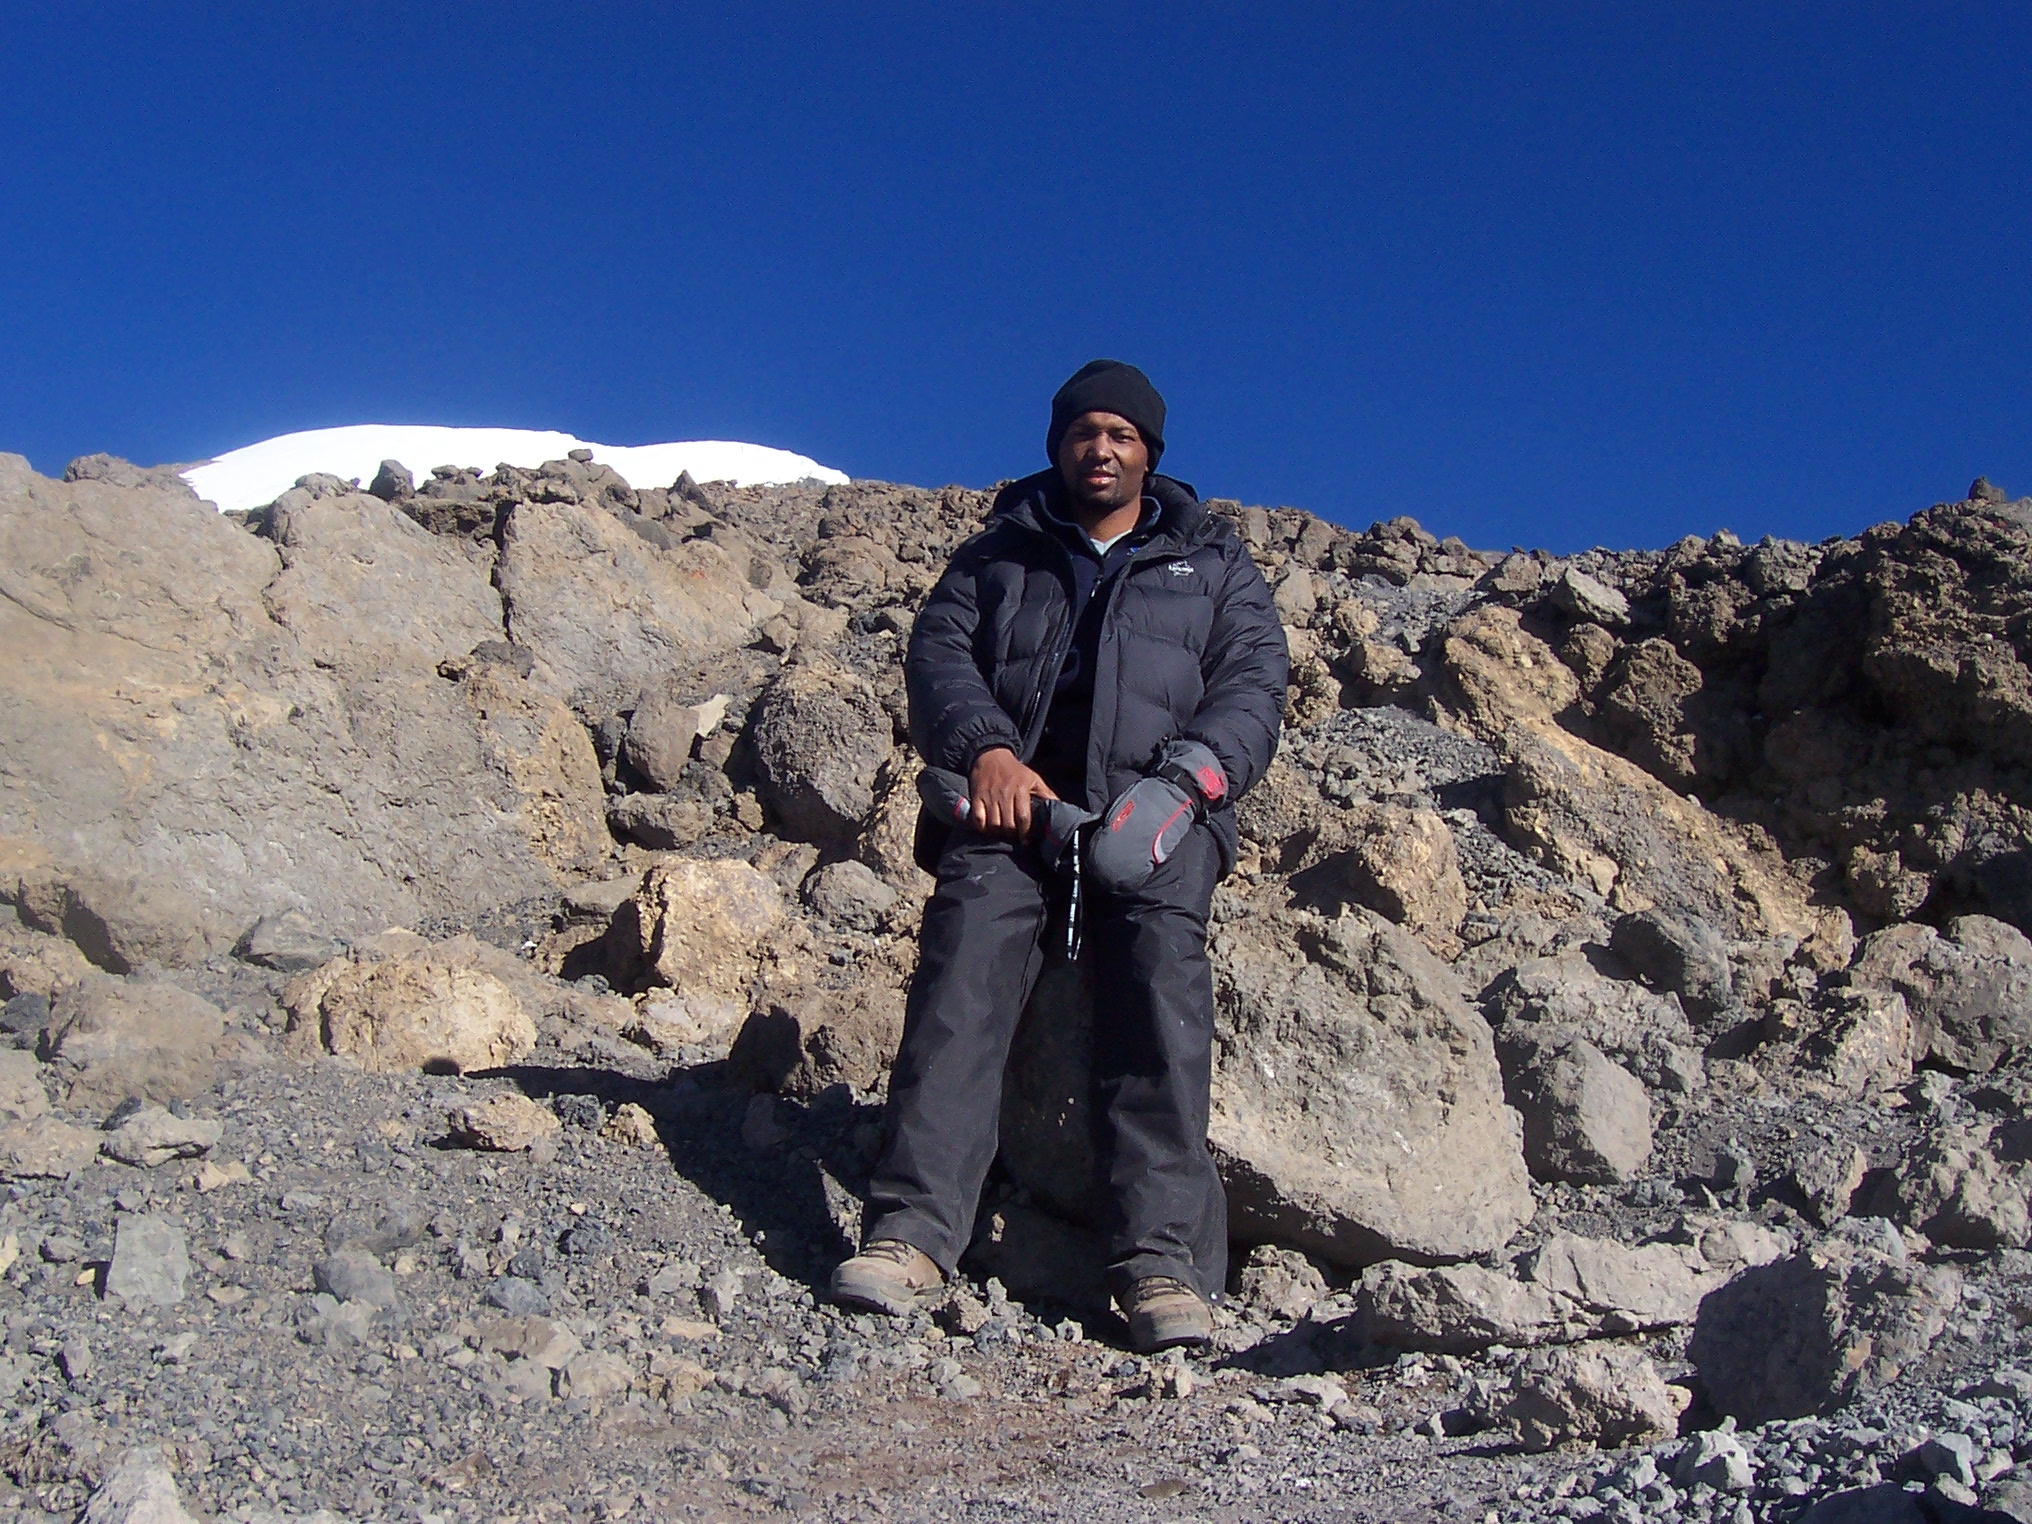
[968,747,1059,841]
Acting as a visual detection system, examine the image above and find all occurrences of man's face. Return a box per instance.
[1057,410,1150,514]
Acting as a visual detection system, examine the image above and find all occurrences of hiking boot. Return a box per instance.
[830,1239,943,1316]
[1121,1275,1213,1353]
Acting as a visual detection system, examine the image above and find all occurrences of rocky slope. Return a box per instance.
[4,445,2032,1523]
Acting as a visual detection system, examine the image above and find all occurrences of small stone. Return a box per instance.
[484,1275,550,1316]
[105,1214,189,1308]
[558,1350,635,1400]
[154,1333,196,1363]
[700,1268,743,1320]
[740,1094,789,1152]
[599,1103,659,1148]
[447,1093,561,1152]
[59,1338,92,1383]
[315,1248,399,1308]
[101,1106,223,1168]
[190,1159,252,1193]
[645,1260,701,1296]
[1912,1432,1978,1488]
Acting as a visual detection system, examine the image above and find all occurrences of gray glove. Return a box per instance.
[1087,739,1228,892]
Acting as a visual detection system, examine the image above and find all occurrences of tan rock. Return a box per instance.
[1501,1342,1678,1452]
[498,493,775,717]
[0,1115,103,1179]
[1356,1260,1570,1352]
[1520,1232,1720,1331]
[447,1093,560,1152]
[631,860,787,1041]
[1438,607,1812,940]
[0,1050,49,1122]
[599,1102,659,1148]
[100,1105,223,1167]
[43,974,229,1108]
[557,1350,635,1400]
[726,983,906,1099]
[0,917,94,1002]
[288,936,536,1074]
[1331,803,1468,946]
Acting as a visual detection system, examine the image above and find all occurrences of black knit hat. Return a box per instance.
[1046,359,1166,468]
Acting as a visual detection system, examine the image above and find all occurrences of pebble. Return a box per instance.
[104,1214,189,1309]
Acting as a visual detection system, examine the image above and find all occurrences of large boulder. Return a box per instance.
[999,907,1534,1269]
[40,974,231,1108]
[629,860,792,1045]
[0,460,608,944]
[1887,1119,2032,1250]
[9,862,217,972]
[1846,915,2032,1073]
[1309,802,1468,947]
[1497,1029,1653,1185]
[727,982,906,1099]
[746,655,894,846]
[1354,1260,1569,1353]
[284,937,537,1074]
[496,493,776,718]
[1689,1237,1961,1423]
[1483,948,1700,1091]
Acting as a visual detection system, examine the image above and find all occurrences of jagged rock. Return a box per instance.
[11,862,216,973]
[1438,607,1813,938]
[1317,802,1468,946]
[1483,949,1701,1091]
[1846,915,2032,1073]
[1551,567,1630,628]
[1689,1237,1961,1422]
[0,461,608,942]
[621,681,702,793]
[1355,1260,1568,1352]
[41,974,230,1107]
[100,1105,223,1166]
[1499,1342,1678,1452]
[559,1350,635,1399]
[630,860,790,1044]
[1889,1119,2032,1250]
[496,492,776,717]
[232,911,341,974]
[1498,1029,1653,1185]
[1518,1232,1719,1331]
[606,792,711,850]
[1232,1246,1330,1322]
[448,1093,561,1152]
[367,459,414,501]
[285,937,536,1075]
[0,1049,48,1121]
[1769,987,1914,1097]
[315,1248,399,1308]
[1793,1140,1870,1227]
[83,1446,201,1524]
[0,914,94,1005]
[747,655,894,845]
[1610,908,1732,1016]
[726,983,906,1099]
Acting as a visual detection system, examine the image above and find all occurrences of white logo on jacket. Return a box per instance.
[1166,561,1194,577]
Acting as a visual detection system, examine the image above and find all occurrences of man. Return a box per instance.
[831,360,1288,1351]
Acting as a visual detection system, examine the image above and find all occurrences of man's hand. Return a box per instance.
[968,747,1059,841]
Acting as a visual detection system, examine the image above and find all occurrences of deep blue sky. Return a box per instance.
[4,5,2027,552]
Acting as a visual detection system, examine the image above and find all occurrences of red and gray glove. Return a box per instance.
[1087,739,1228,891]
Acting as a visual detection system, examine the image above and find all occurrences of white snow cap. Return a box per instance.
[181,424,849,513]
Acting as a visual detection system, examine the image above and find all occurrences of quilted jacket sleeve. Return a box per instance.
[1183,541,1288,800]
[906,537,1025,774]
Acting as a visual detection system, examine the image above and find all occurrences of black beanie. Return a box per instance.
[1046,359,1166,468]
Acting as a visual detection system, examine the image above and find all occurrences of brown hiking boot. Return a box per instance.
[1121,1275,1213,1353]
[830,1239,943,1316]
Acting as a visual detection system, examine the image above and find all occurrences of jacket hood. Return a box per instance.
[987,470,1216,552]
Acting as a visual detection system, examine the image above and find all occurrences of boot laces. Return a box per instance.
[859,1239,925,1268]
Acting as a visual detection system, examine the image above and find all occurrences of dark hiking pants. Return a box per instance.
[861,823,1228,1302]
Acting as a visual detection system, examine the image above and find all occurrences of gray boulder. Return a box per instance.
[1497,1028,1653,1185]
[999,908,1535,1269]
[1689,1237,1961,1422]
[1847,915,2032,1073]
[105,1214,190,1308]
[747,655,894,846]
[621,681,702,793]
[1498,1342,1678,1452]
[1611,907,1732,1016]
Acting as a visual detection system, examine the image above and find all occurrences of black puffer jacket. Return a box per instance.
[907,470,1289,872]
